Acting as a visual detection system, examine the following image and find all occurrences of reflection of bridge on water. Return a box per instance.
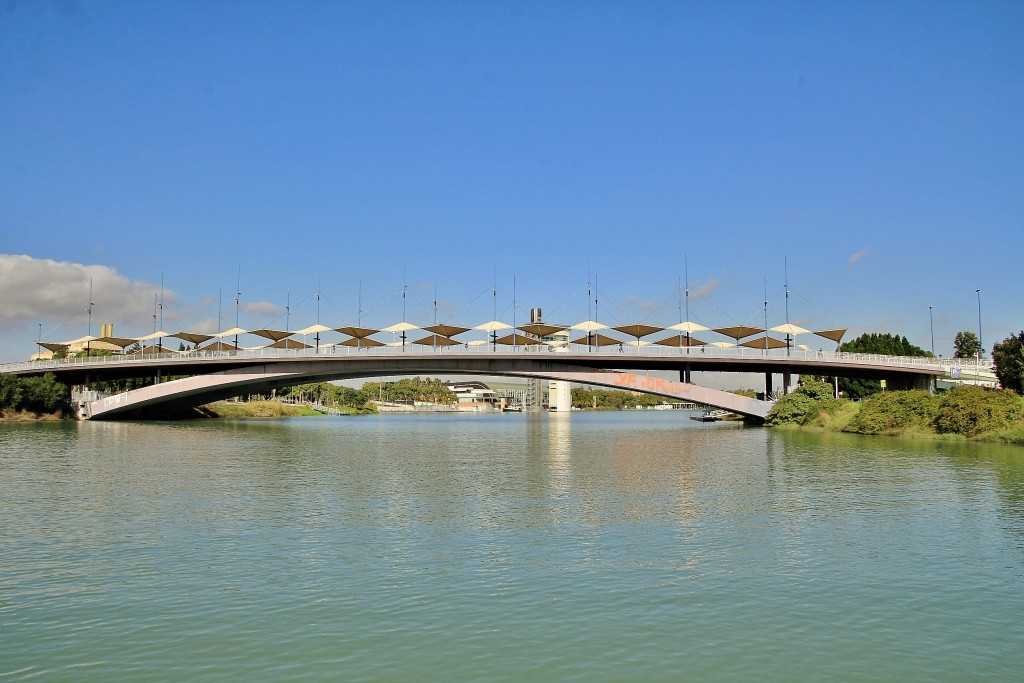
[2,344,963,422]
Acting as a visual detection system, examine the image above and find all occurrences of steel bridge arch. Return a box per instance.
[80,357,772,420]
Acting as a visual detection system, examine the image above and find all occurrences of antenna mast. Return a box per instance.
[86,277,94,355]
[234,268,241,350]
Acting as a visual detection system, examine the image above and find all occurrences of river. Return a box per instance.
[2,412,1023,681]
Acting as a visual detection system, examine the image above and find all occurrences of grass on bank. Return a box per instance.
[204,400,343,418]
[0,408,66,422]
[766,382,1024,445]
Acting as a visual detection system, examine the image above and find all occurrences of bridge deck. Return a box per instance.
[1,346,954,422]
[3,345,951,384]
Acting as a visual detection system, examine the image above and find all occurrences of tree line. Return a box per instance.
[279,377,457,409]
[571,387,666,410]
[831,330,1024,398]
[0,373,70,415]
[766,380,1023,442]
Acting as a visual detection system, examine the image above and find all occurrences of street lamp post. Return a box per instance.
[929,306,934,356]
[234,270,241,352]
[976,289,983,385]
[976,289,983,358]
[929,305,936,393]
[86,277,94,356]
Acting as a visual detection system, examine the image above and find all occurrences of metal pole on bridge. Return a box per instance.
[976,289,982,386]
[234,269,241,352]
[929,305,936,393]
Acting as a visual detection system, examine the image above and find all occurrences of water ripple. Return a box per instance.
[1,417,1023,680]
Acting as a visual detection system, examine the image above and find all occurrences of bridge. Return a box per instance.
[2,344,953,421]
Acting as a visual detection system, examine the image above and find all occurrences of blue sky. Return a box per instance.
[1,0,1021,362]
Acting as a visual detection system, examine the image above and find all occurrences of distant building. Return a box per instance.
[548,379,572,412]
[446,381,499,411]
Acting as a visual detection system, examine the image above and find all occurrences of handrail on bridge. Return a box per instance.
[1,343,988,375]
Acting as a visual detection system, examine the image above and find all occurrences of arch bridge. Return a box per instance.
[1,345,949,422]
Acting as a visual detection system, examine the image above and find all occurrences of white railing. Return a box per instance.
[1,343,994,376]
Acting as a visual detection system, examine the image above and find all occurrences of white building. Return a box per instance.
[548,379,572,412]
[447,381,500,411]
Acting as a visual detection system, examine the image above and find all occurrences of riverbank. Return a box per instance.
[0,409,66,422]
[203,400,338,418]
[766,383,1024,445]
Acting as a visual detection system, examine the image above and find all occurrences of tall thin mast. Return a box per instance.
[159,273,164,329]
[86,277,94,355]
[234,268,241,350]
[784,256,791,355]
[587,256,593,350]
[315,274,321,351]
[512,275,517,350]
[158,272,164,350]
[491,261,498,350]
[685,254,691,351]
[763,277,769,353]
[784,255,790,326]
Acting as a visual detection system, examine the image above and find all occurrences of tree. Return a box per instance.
[953,331,981,359]
[0,373,68,414]
[570,387,665,409]
[992,331,1024,395]
[765,381,840,426]
[933,385,1023,436]
[0,373,23,409]
[837,333,931,400]
[840,333,931,357]
[21,374,69,413]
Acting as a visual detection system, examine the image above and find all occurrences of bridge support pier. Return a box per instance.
[680,363,691,384]
[765,372,773,398]
[783,370,792,395]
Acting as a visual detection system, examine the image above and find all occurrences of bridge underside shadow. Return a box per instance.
[82,358,772,421]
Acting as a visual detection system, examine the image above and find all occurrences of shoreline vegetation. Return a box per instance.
[203,400,331,419]
[0,373,72,422]
[765,381,1024,445]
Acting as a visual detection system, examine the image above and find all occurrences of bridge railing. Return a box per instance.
[1,342,992,375]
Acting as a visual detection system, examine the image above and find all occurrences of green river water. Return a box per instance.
[2,412,1023,681]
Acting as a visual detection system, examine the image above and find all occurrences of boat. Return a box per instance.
[690,409,725,422]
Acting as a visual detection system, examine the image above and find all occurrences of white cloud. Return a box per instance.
[690,279,720,299]
[619,294,658,312]
[0,254,177,336]
[187,317,221,335]
[243,301,282,318]
[848,249,869,265]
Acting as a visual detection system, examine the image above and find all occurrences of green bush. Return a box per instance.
[571,387,664,409]
[796,380,835,402]
[765,380,840,426]
[992,331,1024,395]
[933,386,1024,437]
[845,390,937,435]
[0,373,69,414]
[0,373,24,409]
[766,393,822,426]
